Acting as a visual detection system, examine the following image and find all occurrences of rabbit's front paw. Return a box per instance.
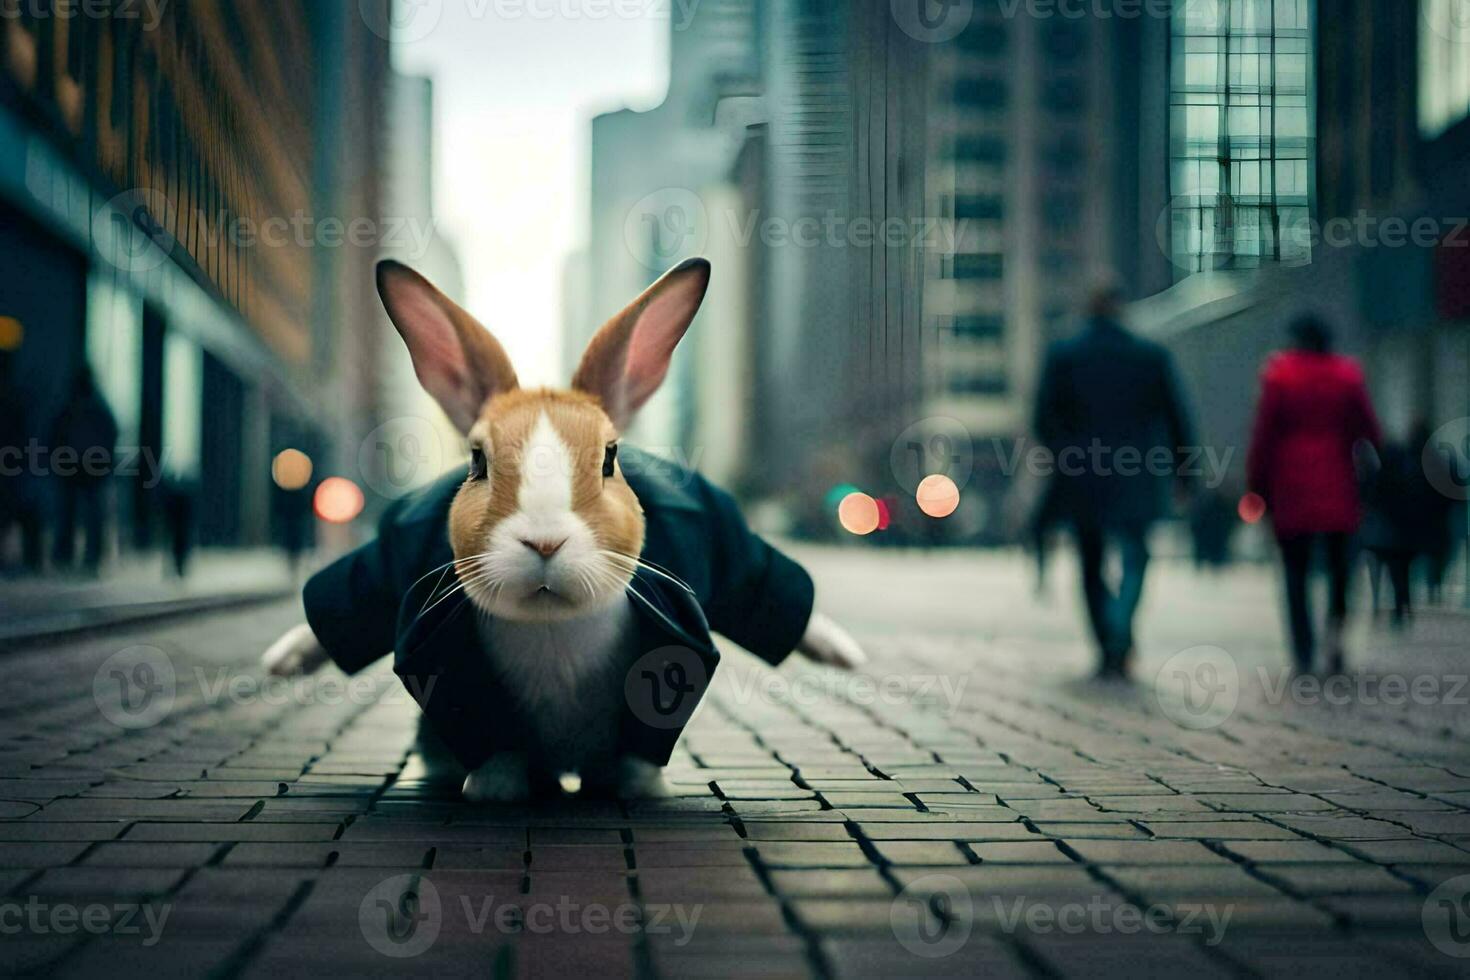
[796,612,868,670]
[462,753,530,803]
[262,624,330,677]
[616,756,670,799]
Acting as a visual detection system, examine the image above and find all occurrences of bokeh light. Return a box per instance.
[271,448,313,490]
[314,477,365,524]
[1238,492,1267,524]
[0,316,23,351]
[915,473,960,518]
[837,491,880,536]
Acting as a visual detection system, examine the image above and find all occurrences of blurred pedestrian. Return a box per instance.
[50,367,117,573]
[1033,285,1195,678]
[273,481,314,583]
[0,355,42,571]
[162,478,196,579]
[1419,424,1462,605]
[1247,315,1381,674]
[1188,487,1237,571]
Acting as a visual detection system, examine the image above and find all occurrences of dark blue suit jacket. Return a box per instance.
[301,447,814,771]
[1033,317,1194,529]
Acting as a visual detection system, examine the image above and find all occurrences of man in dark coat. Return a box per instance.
[1033,286,1195,677]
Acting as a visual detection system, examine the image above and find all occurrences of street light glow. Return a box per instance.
[915,473,960,518]
[1238,492,1267,525]
[837,491,880,535]
[271,449,313,490]
[314,477,365,524]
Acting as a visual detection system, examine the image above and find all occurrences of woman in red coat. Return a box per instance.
[1247,316,1382,674]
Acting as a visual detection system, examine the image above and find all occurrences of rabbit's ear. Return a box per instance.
[377,260,518,433]
[572,258,710,430]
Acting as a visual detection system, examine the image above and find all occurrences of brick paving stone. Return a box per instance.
[121,821,341,842]
[1062,840,1227,864]
[1253,864,1415,895]
[1104,866,1289,900]
[1140,820,1306,841]
[1219,840,1362,863]
[752,841,873,868]
[963,841,1074,864]
[1032,821,1151,839]
[0,822,125,842]
[870,841,971,866]
[633,845,752,868]
[768,868,894,898]
[81,841,221,867]
[0,841,90,866]
[27,867,186,900]
[823,936,1029,979]
[739,822,854,842]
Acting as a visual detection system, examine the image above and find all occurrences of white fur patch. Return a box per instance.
[518,411,573,517]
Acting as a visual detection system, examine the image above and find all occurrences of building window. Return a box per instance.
[954,77,1007,109]
[955,194,1003,220]
[1168,0,1314,275]
[951,315,1004,339]
[1421,0,1470,139]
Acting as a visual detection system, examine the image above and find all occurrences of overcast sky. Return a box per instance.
[390,2,668,382]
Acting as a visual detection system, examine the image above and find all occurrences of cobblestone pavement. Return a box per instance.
[4,547,1470,978]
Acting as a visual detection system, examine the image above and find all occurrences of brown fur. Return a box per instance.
[448,388,645,571]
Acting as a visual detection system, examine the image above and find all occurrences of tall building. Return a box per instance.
[372,71,467,503]
[0,3,390,559]
[917,7,1172,539]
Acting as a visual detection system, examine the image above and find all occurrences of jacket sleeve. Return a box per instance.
[1032,346,1064,446]
[1159,349,1196,462]
[694,475,814,666]
[302,531,403,676]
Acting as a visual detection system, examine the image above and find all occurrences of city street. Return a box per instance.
[3,547,1470,978]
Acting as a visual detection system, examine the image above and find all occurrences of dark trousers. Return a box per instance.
[1073,524,1150,668]
[1279,532,1351,670]
[53,479,106,571]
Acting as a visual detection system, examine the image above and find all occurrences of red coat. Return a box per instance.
[1247,350,1382,538]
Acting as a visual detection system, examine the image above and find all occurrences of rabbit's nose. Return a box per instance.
[520,537,566,559]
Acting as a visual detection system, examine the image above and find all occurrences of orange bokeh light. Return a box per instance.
[1238,492,1267,524]
[271,448,313,491]
[837,491,881,536]
[915,473,960,518]
[314,477,365,524]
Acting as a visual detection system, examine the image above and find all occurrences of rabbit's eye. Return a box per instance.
[602,443,618,479]
[469,447,488,481]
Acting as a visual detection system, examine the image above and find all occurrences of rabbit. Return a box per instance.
[263,257,867,802]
